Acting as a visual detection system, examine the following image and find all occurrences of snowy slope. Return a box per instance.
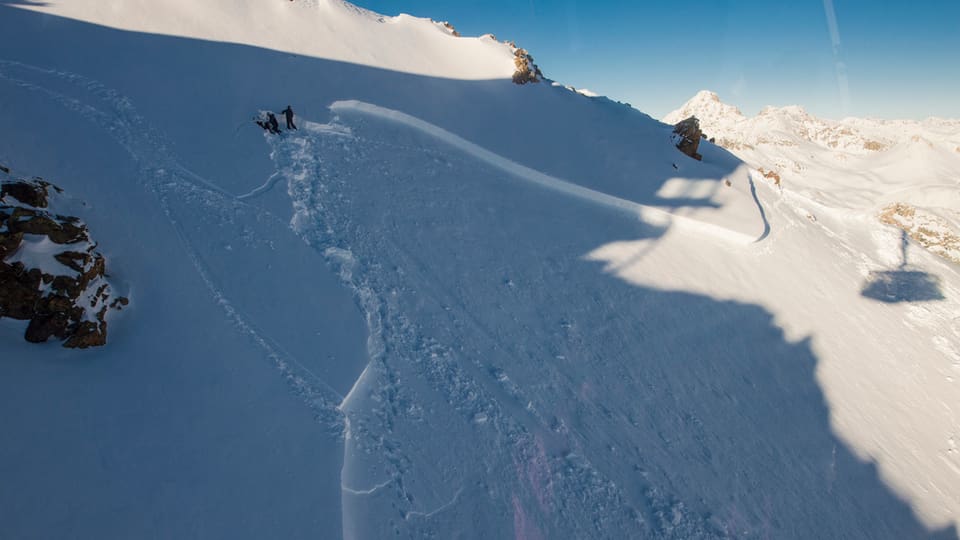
[1,1,959,539]
[16,0,515,80]
[664,91,960,263]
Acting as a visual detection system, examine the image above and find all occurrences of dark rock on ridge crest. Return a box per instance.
[672,116,703,161]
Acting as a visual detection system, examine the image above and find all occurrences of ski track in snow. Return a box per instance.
[236,172,284,200]
[329,100,760,245]
[269,102,960,537]
[0,59,347,432]
[268,109,727,539]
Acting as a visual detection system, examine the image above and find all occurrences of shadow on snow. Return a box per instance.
[862,230,945,303]
[287,105,957,539]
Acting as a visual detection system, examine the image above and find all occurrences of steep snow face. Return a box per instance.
[0,2,765,538]
[2,3,960,540]
[15,0,516,80]
[271,106,959,539]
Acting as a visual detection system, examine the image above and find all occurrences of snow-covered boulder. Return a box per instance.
[0,174,127,348]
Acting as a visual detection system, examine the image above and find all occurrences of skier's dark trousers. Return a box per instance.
[281,106,297,130]
[267,112,281,134]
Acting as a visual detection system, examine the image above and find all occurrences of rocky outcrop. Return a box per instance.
[1,179,58,208]
[757,167,781,187]
[439,21,460,37]
[879,203,960,265]
[1,175,127,348]
[512,48,543,85]
[672,116,703,161]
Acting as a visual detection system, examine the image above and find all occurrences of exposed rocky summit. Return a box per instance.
[511,47,543,85]
[664,90,745,129]
[1,172,127,348]
[438,21,459,37]
[672,116,703,161]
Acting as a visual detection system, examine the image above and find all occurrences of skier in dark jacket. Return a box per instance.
[267,112,281,134]
[281,105,297,130]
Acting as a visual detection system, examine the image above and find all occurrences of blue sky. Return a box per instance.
[353,0,959,120]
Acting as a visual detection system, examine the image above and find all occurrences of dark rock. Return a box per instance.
[512,48,543,85]
[24,312,72,343]
[0,218,23,258]
[672,116,703,161]
[54,251,91,273]
[1,179,54,208]
[64,317,108,349]
[51,274,83,298]
[1,174,125,348]
[0,263,43,320]
[7,209,89,244]
[45,295,75,313]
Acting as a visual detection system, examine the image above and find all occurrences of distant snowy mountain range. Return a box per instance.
[665,90,960,156]
[665,90,960,263]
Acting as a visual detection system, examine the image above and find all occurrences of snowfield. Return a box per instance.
[664,90,960,263]
[1,1,958,539]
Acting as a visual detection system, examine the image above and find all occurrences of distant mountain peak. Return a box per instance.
[663,92,910,155]
[662,90,744,126]
[759,104,811,119]
[692,90,721,103]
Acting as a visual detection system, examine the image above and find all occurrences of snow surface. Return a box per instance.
[664,91,960,225]
[5,233,81,278]
[1,1,959,539]
[14,0,515,81]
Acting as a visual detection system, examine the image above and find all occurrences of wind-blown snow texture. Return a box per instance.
[1,1,959,539]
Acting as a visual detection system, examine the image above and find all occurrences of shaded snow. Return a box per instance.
[5,233,81,277]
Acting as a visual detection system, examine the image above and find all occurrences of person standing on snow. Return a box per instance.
[281,105,297,130]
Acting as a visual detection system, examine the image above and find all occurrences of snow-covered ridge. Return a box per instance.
[664,90,960,155]
[15,0,517,80]
[665,90,960,265]
[329,100,761,243]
